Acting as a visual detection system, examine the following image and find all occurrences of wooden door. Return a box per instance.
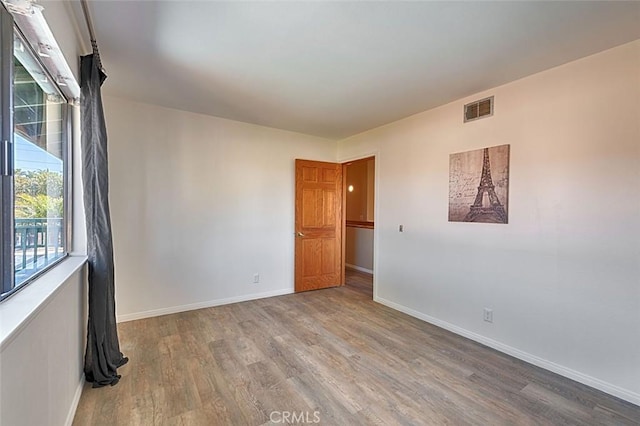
[295,159,343,292]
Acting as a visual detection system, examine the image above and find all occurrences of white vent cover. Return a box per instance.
[464,96,494,123]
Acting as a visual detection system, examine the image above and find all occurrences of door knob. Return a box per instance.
[296,232,305,237]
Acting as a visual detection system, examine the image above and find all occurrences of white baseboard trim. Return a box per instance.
[64,377,85,426]
[345,263,373,274]
[117,288,294,323]
[374,296,640,407]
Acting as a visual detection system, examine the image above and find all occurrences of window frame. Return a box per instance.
[1,6,14,296]
[0,6,72,301]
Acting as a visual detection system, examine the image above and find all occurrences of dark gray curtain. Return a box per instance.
[81,53,128,387]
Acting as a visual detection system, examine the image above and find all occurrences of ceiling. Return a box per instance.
[68,1,639,140]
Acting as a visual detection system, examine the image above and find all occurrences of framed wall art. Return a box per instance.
[449,144,510,224]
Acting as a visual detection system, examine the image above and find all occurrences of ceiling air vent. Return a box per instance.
[464,96,493,123]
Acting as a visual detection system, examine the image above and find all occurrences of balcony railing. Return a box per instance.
[14,218,65,277]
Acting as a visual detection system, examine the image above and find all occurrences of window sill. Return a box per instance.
[0,255,87,351]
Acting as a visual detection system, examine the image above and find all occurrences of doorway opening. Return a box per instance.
[343,156,375,299]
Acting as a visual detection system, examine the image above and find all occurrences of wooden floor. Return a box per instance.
[73,270,639,425]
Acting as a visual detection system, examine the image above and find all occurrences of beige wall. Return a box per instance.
[346,160,368,221]
[338,41,640,404]
[346,158,375,222]
[366,159,375,222]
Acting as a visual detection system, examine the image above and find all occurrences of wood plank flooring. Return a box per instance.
[73,270,639,425]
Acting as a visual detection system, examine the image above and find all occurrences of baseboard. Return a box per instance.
[117,288,294,323]
[345,263,373,274]
[64,376,85,426]
[374,296,640,407]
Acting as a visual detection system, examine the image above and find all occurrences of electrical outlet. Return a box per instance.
[399,224,404,232]
[483,308,493,323]
[253,273,260,284]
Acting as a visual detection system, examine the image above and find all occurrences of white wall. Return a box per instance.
[103,96,337,320]
[338,41,640,404]
[0,263,87,426]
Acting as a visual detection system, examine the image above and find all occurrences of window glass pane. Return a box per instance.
[13,32,66,286]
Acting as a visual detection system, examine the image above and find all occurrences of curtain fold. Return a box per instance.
[81,53,128,387]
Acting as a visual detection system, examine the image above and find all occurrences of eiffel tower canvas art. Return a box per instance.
[448,144,510,224]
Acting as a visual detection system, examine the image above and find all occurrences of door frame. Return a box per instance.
[340,152,379,298]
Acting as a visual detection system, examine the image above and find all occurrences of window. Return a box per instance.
[1,7,71,300]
